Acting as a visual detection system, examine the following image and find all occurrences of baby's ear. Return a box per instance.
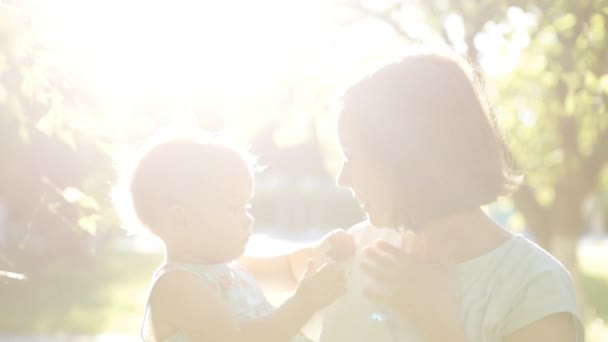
[166,205,188,226]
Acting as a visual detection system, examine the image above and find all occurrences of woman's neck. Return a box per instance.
[418,208,512,264]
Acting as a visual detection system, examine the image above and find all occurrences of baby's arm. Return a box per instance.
[238,229,356,290]
[237,247,314,291]
[149,260,345,342]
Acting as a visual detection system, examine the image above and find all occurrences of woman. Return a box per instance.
[321,50,583,341]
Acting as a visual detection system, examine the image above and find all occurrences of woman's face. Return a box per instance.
[337,114,399,229]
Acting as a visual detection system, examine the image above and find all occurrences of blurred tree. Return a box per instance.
[0,3,111,273]
[334,0,608,276]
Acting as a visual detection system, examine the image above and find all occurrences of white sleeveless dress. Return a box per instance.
[141,262,311,342]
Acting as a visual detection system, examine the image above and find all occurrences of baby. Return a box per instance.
[127,135,354,342]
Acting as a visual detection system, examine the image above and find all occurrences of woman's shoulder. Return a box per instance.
[459,234,570,278]
[507,235,573,281]
[497,236,583,337]
[460,234,583,339]
[462,234,577,306]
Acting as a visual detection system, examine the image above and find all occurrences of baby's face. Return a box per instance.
[184,167,254,263]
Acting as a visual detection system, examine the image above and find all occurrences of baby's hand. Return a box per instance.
[294,259,346,311]
[321,229,356,262]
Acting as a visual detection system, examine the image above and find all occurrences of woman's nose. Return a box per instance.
[245,212,255,229]
[337,161,352,189]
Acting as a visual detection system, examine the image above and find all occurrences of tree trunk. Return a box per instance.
[516,181,587,318]
[549,185,587,319]
[549,232,587,319]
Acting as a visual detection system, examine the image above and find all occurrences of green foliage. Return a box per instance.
[1,0,607,267]
[0,246,162,334]
[337,0,608,239]
[0,4,114,269]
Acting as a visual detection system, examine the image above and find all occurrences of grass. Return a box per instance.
[0,246,163,334]
[578,239,608,342]
[0,239,607,340]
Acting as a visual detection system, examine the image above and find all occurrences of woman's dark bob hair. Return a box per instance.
[339,50,521,227]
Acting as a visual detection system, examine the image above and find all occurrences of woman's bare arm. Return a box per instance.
[504,313,578,342]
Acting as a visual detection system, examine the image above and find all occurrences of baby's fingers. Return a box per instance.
[317,262,347,291]
[323,229,356,261]
[317,261,345,280]
[302,258,317,278]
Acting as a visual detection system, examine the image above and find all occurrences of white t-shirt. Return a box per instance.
[320,221,584,342]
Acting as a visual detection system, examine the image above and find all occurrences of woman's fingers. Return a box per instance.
[361,242,415,284]
[363,244,397,266]
[360,261,396,284]
[371,241,414,267]
[374,240,403,257]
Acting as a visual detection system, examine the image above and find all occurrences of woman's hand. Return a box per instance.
[360,236,467,342]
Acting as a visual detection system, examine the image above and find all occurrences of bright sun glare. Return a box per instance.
[22,0,535,116]
[27,0,336,102]
[18,0,537,253]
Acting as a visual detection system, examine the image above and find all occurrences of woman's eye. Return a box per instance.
[343,152,356,163]
[233,204,251,213]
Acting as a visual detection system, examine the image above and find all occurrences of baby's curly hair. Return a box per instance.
[116,132,257,239]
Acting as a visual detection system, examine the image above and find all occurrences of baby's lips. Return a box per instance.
[326,230,356,262]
